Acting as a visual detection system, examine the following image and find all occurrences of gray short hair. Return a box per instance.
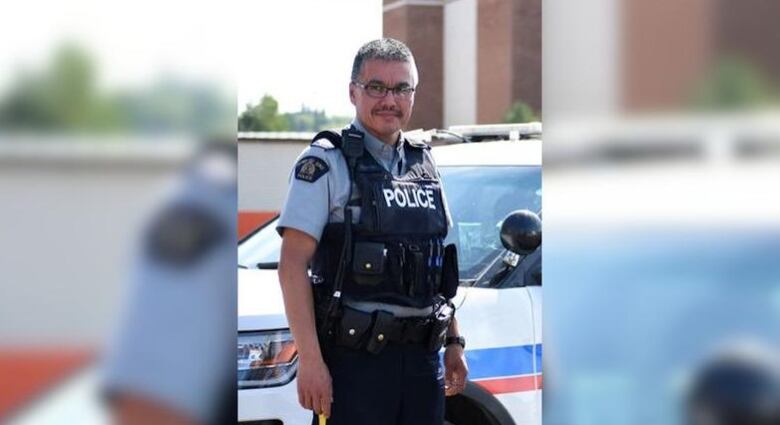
[351,38,417,85]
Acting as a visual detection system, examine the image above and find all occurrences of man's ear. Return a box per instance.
[349,84,356,105]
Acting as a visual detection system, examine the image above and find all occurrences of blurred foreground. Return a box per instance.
[3,1,780,424]
[544,0,780,423]
[0,4,236,423]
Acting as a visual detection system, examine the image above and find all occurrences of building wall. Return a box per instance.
[384,1,445,130]
[0,154,185,345]
[477,0,513,123]
[444,0,477,127]
[385,0,542,127]
[544,0,620,118]
[238,140,309,235]
[717,0,780,79]
[622,0,715,111]
[511,0,542,114]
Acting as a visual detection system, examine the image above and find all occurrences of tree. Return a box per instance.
[116,78,233,136]
[283,105,350,131]
[503,101,539,124]
[238,95,289,131]
[0,43,122,131]
[0,43,232,136]
[691,56,779,111]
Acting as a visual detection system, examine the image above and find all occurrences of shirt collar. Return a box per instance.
[351,118,405,166]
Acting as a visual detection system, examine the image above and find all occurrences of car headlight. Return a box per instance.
[237,329,298,389]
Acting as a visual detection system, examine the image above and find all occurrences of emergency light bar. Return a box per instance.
[406,122,542,145]
[448,122,542,141]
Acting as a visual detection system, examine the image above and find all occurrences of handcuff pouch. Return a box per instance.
[365,310,395,354]
[334,306,373,350]
[352,242,386,286]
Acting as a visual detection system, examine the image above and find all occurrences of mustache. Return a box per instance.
[372,107,401,116]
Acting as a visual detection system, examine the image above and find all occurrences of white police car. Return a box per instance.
[238,123,543,425]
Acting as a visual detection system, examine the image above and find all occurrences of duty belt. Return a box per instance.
[331,306,443,354]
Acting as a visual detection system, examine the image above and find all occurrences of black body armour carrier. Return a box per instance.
[310,129,450,309]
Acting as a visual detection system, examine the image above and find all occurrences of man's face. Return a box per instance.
[349,59,416,142]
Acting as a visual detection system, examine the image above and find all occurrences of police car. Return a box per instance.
[238,123,543,425]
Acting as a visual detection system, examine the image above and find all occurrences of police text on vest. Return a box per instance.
[382,187,437,209]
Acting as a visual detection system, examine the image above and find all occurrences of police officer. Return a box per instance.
[102,141,237,425]
[277,38,468,425]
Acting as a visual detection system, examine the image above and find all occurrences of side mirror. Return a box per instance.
[499,209,541,255]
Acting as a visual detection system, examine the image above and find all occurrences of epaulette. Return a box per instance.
[310,130,342,150]
[404,135,431,150]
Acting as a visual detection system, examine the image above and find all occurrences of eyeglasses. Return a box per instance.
[352,81,416,99]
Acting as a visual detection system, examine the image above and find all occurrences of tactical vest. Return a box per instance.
[311,130,448,308]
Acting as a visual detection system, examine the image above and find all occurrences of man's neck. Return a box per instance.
[354,119,400,146]
[377,132,400,146]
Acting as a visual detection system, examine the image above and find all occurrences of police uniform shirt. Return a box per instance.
[277,119,451,316]
[102,147,237,424]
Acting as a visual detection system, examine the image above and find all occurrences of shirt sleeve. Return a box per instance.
[102,188,236,424]
[276,146,332,243]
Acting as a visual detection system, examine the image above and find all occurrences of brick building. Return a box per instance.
[621,0,780,112]
[383,0,542,129]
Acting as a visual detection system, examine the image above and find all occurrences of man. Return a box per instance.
[103,141,237,425]
[277,38,468,425]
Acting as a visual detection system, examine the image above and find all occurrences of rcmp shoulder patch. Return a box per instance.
[294,156,329,182]
[146,204,224,266]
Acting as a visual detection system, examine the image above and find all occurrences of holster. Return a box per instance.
[427,299,455,352]
[313,286,339,344]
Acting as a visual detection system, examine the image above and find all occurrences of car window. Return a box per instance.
[238,220,281,268]
[439,166,541,281]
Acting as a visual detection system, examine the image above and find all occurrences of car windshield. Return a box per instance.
[238,220,281,268]
[439,165,541,280]
[544,228,780,425]
[238,165,542,280]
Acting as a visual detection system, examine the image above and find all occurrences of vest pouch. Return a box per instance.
[351,242,386,286]
[440,244,459,299]
[406,246,426,298]
[335,306,373,350]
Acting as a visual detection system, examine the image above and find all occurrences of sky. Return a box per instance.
[0,1,236,94]
[0,0,381,117]
[236,0,382,116]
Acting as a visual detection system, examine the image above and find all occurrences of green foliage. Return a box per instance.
[0,43,122,131]
[117,79,233,135]
[238,95,289,131]
[0,43,232,136]
[503,101,539,124]
[285,106,327,131]
[237,98,351,132]
[691,56,780,111]
[324,114,351,129]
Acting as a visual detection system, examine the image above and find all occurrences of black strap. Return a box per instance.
[323,127,364,333]
[311,129,342,149]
